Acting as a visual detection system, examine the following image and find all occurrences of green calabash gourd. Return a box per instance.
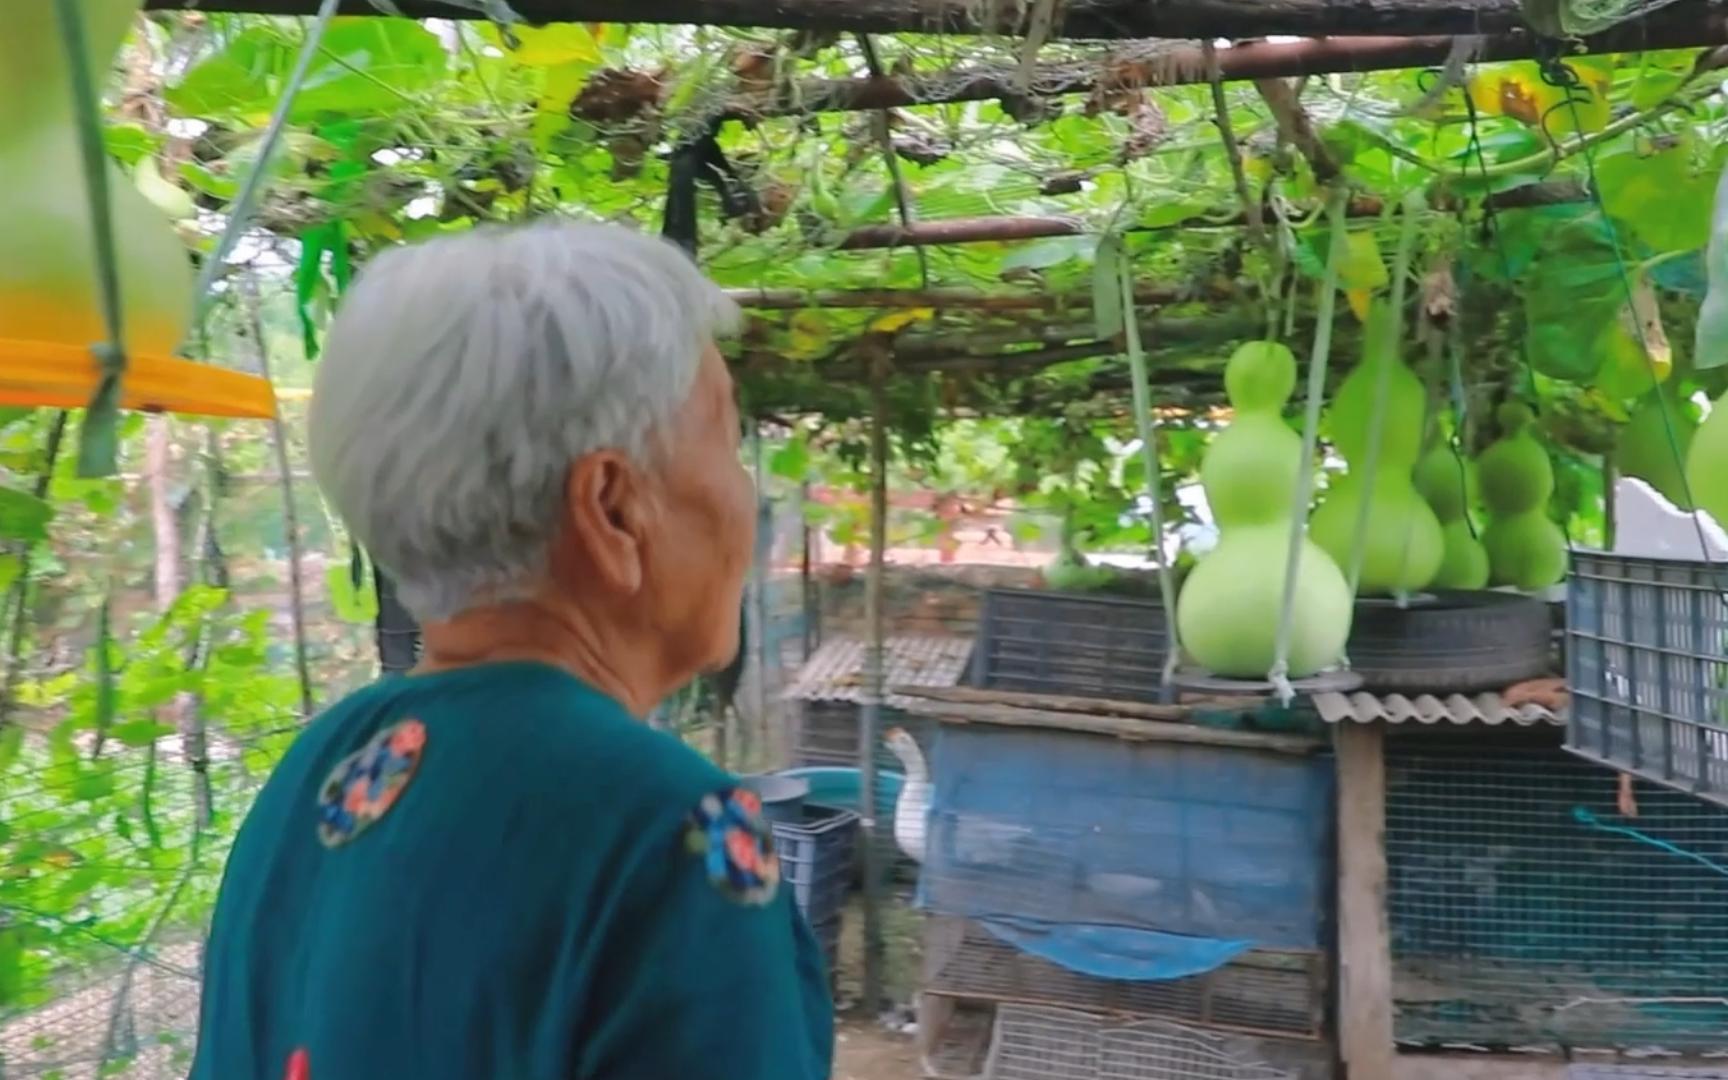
[1308,304,1444,594]
[1413,446,1490,590]
[1177,341,1352,678]
[1479,403,1568,590]
[1618,390,1697,510]
[1687,391,1728,531]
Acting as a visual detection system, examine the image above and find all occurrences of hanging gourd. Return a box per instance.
[1618,389,1697,510]
[1479,402,1568,589]
[1414,444,1490,590]
[1687,165,1728,528]
[1309,302,1445,595]
[1176,341,1352,678]
[0,0,274,418]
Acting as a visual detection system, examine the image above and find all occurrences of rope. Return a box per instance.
[1269,186,1349,705]
[185,0,344,342]
[52,0,129,478]
[1117,253,1182,696]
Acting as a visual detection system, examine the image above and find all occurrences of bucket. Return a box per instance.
[738,773,810,825]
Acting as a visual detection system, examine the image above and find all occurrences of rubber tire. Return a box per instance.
[1345,589,1553,694]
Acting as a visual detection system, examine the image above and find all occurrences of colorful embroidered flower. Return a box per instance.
[685,787,779,906]
[317,719,426,848]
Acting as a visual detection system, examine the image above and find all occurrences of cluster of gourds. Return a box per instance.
[1175,220,1573,681]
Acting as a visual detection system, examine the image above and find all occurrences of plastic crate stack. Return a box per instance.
[1566,551,1728,805]
[916,717,1336,1080]
[770,803,859,976]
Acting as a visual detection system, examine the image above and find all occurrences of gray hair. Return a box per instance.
[307,219,741,622]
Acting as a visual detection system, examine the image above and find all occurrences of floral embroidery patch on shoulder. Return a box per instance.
[317,719,426,848]
[684,787,780,906]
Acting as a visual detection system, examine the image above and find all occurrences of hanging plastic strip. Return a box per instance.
[51,0,130,477]
[1269,187,1349,706]
[1117,249,1183,695]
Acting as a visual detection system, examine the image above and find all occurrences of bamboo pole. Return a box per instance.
[857,347,890,1014]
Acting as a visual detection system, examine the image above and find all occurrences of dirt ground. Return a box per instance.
[833,1019,920,1080]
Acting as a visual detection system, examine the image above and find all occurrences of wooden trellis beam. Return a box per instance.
[721,21,1728,121]
[724,281,1234,310]
[830,181,1588,250]
[143,0,1717,42]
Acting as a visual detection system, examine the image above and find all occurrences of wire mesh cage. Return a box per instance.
[1385,742,1728,1052]
[1566,551,1728,803]
[922,916,1326,1040]
[922,722,1334,947]
[0,716,296,1080]
[983,1004,1307,1080]
[971,588,1169,702]
[1568,1069,1728,1079]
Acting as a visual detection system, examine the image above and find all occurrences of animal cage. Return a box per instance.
[1384,741,1728,1052]
[921,718,1335,949]
[922,916,1327,1040]
[971,588,1170,702]
[1566,550,1728,804]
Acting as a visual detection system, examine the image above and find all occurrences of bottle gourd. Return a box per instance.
[1688,165,1728,527]
[1479,402,1567,589]
[1309,304,1445,595]
[1177,341,1352,678]
[1619,390,1696,510]
[1414,445,1490,590]
[0,2,194,373]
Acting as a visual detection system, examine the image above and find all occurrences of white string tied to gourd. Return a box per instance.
[1268,186,1349,706]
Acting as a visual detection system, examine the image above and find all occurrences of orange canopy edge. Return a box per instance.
[0,339,278,419]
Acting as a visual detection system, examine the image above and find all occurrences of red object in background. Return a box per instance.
[284,1048,310,1080]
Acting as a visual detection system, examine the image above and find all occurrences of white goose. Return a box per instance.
[883,727,930,864]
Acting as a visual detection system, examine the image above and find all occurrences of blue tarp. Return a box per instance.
[979,916,1252,982]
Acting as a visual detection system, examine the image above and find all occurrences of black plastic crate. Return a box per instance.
[1566,550,1728,805]
[772,803,859,928]
[972,587,1169,702]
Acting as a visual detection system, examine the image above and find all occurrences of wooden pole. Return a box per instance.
[712,22,1726,122]
[827,181,1587,252]
[858,347,890,1013]
[1334,721,1395,1080]
[725,282,1222,311]
[143,0,1723,44]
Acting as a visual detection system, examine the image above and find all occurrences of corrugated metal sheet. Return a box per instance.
[781,634,974,708]
[1311,691,1565,727]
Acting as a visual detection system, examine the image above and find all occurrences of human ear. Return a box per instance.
[563,452,649,594]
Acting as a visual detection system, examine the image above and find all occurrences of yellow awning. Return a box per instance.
[0,339,277,419]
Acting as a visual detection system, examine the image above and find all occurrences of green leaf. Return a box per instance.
[1092,234,1124,340]
[109,721,177,748]
[327,563,379,623]
[769,436,811,481]
[0,487,52,542]
[104,123,163,167]
[1597,146,1714,254]
[0,725,22,773]
[169,20,448,122]
[0,928,22,1008]
[0,554,20,594]
[1000,235,1092,273]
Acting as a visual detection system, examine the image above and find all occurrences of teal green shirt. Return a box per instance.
[191,662,833,1080]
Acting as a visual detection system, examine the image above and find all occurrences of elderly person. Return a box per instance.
[190,221,833,1080]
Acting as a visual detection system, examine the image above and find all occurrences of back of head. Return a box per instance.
[307,219,739,623]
